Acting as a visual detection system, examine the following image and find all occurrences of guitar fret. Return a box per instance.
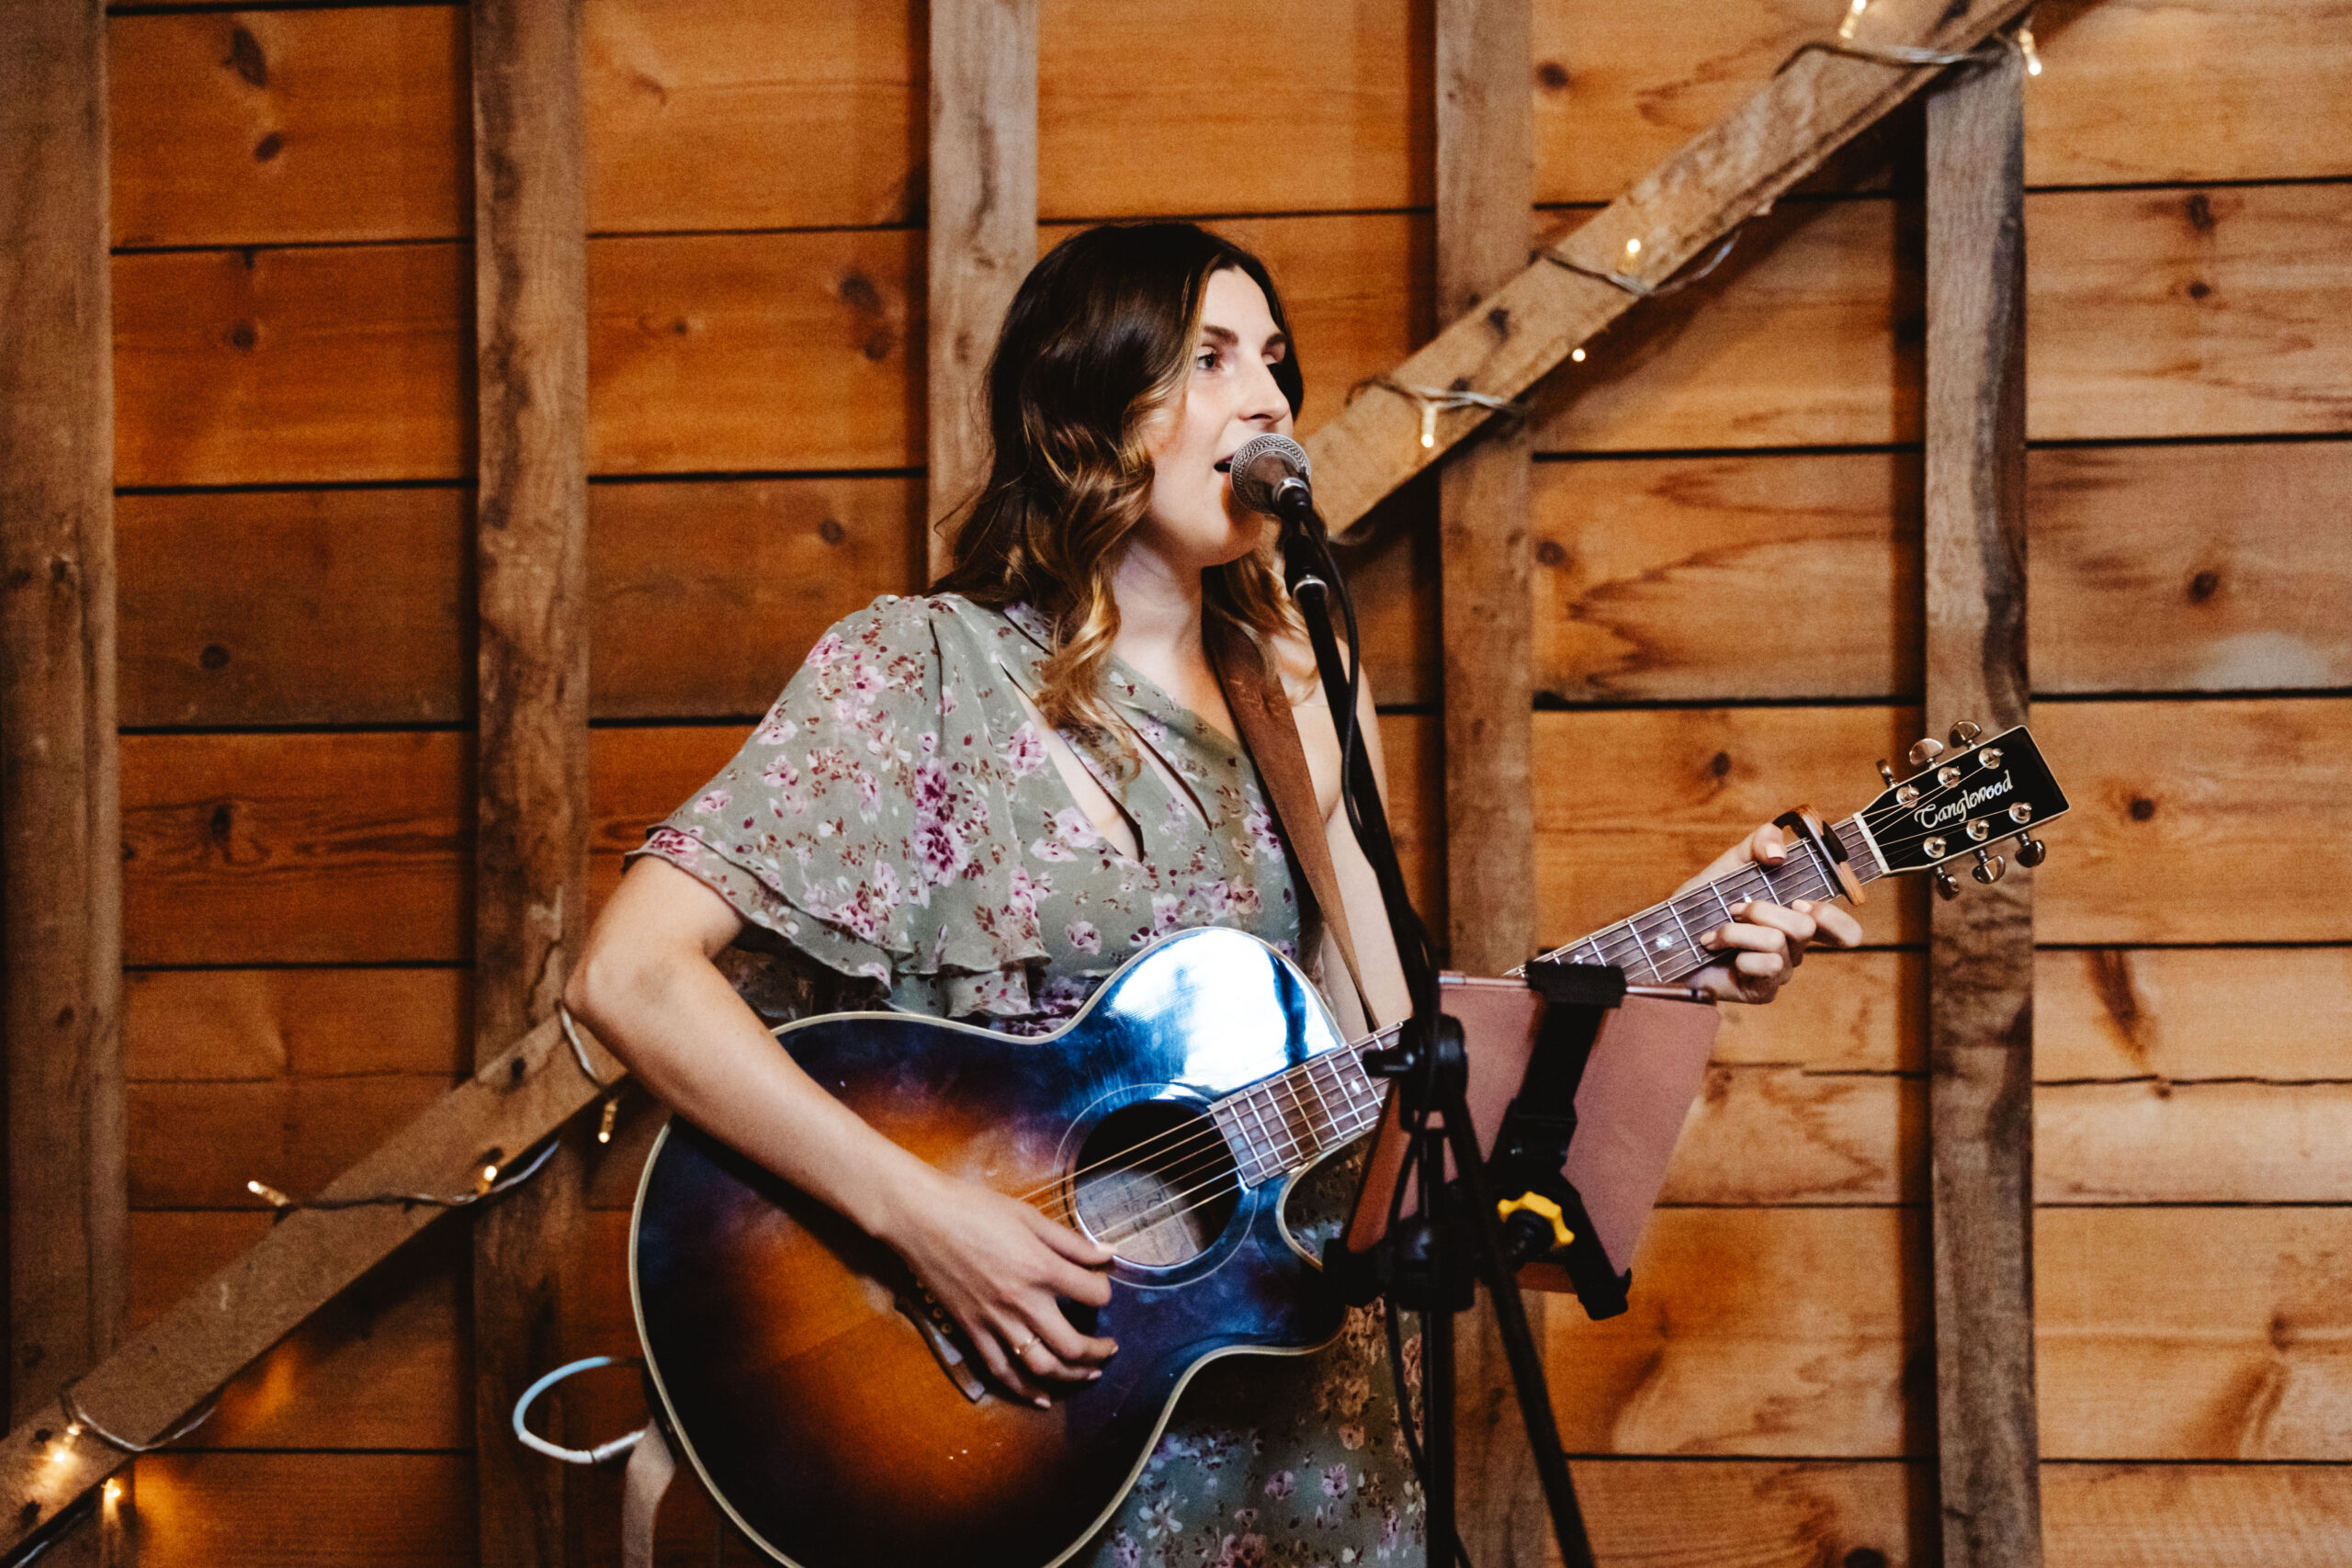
[1663,899,1698,967]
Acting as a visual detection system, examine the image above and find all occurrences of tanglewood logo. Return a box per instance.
[1914,770,2014,830]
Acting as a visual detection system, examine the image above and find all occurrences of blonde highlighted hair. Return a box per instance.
[931,223,1304,737]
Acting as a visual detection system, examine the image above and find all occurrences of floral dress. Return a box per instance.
[637,592,1425,1568]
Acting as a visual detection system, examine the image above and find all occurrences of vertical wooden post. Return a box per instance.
[1,0,126,1432]
[1925,47,2042,1568]
[2,4,127,1558]
[470,2,589,1564]
[1436,2,1544,1562]
[926,0,1037,580]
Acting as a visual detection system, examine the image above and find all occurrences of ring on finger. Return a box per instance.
[1012,1332,1041,1359]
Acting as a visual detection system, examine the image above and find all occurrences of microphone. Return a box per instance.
[1226,434,1315,525]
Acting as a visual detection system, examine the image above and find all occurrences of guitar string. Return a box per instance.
[1008,764,2041,1238]
[1014,852,1846,1223]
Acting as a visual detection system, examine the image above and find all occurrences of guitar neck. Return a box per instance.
[1207,815,1882,1188]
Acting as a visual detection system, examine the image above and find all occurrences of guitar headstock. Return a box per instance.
[1854,722,2068,897]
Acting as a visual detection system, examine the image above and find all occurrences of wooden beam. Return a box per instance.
[0,1015,623,1559]
[1923,45,2041,1568]
[1433,0,1548,1561]
[470,1,591,1565]
[2,0,126,1439]
[925,0,1036,578]
[1305,0,2037,536]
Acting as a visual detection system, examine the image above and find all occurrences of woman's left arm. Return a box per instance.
[1677,820,1865,1004]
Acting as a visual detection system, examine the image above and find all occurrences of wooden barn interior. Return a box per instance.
[3,0,2348,1562]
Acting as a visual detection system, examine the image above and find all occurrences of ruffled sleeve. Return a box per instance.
[631,594,1056,1009]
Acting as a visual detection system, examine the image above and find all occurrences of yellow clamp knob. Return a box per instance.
[1496,1191,1576,1251]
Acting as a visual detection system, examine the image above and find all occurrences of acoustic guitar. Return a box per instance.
[630,725,2068,1568]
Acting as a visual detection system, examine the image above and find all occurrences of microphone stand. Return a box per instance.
[1272,501,1598,1568]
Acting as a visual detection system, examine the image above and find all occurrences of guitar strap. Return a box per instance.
[1204,615,1374,1021]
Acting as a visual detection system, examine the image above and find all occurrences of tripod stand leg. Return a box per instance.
[1441,1109,1598,1568]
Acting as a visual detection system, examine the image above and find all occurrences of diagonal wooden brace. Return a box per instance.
[0,1013,625,1560]
[1304,0,2038,534]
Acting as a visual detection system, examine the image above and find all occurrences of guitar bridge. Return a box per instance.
[895,1284,989,1404]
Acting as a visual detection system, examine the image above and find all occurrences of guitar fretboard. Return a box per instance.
[1206,816,1883,1189]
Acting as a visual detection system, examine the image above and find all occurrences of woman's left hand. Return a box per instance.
[1674,820,1865,1005]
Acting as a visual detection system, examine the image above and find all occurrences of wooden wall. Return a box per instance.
[103,0,2350,1562]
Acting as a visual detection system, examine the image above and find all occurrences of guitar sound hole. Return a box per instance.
[1071,1100,1240,1268]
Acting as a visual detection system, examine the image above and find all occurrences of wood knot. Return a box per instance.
[2185,191,2217,232]
[1534,61,1570,92]
[839,275,883,313]
[210,802,236,840]
[2186,279,2212,301]
[2188,570,2221,602]
[2129,797,2156,822]
[1486,306,1511,339]
[230,321,259,351]
[18,1501,39,1528]
[818,519,845,545]
[200,643,231,670]
[1711,750,1733,779]
[52,1006,74,1030]
[1534,540,1566,567]
[224,25,266,88]
[254,131,283,163]
[862,328,897,363]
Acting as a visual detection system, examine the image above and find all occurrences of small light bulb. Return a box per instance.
[64,1425,81,1439]
[597,1095,620,1145]
[103,1480,122,1503]
[247,1179,292,1209]
[49,1448,69,1466]
[1623,238,1642,256]
[1570,347,1587,363]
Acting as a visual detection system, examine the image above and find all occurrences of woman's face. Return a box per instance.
[1135,266,1295,573]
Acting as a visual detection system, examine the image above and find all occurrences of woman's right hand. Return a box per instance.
[876,1163,1120,1406]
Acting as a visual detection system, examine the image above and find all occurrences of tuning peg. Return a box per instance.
[1876,759,1897,786]
[1933,866,1961,900]
[1907,738,1946,768]
[1949,721,1983,748]
[2015,836,2047,868]
[1972,847,2007,885]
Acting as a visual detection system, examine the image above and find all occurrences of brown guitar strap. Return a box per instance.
[1205,616,1374,1021]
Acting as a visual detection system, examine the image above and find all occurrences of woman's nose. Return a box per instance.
[1238,356,1289,424]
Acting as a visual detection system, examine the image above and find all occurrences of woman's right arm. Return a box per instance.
[563,855,1117,1403]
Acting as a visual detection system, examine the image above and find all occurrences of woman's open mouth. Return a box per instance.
[1213,458,1232,473]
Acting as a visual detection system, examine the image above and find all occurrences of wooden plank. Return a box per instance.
[2030,183,2352,441]
[2038,1207,2352,1461]
[120,729,469,966]
[2037,947,2352,1082]
[1923,50,2040,1568]
[118,478,918,728]
[1664,1065,1918,1206]
[1332,475,1440,707]
[472,7,594,1552]
[1532,0,2352,203]
[583,0,920,234]
[114,242,470,487]
[2042,1461,2352,1567]
[2031,440,2352,694]
[588,227,918,474]
[118,487,471,728]
[0,1009,623,1551]
[1302,0,2038,533]
[1532,440,2352,704]
[1545,1207,1927,1457]
[2026,0,2352,186]
[926,0,1037,574]
[119,700,2343,965]
[2027,697,2352,945]
[2,0,128,1444]
[1532,450,1924,704]
[130,1077,456,1210]
[125,968,467,1082]
[133,1453,471,1568]
[1036,0,1428,220]
[108,7,470,248]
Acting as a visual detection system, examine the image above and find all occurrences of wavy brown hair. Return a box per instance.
[931,223,1305,736]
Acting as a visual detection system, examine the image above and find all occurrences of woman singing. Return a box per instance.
[567,221,1860,1566]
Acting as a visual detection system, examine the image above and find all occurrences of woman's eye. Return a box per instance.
[1195,349,1220,371]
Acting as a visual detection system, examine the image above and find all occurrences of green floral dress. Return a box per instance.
[639,592,1424,1568]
